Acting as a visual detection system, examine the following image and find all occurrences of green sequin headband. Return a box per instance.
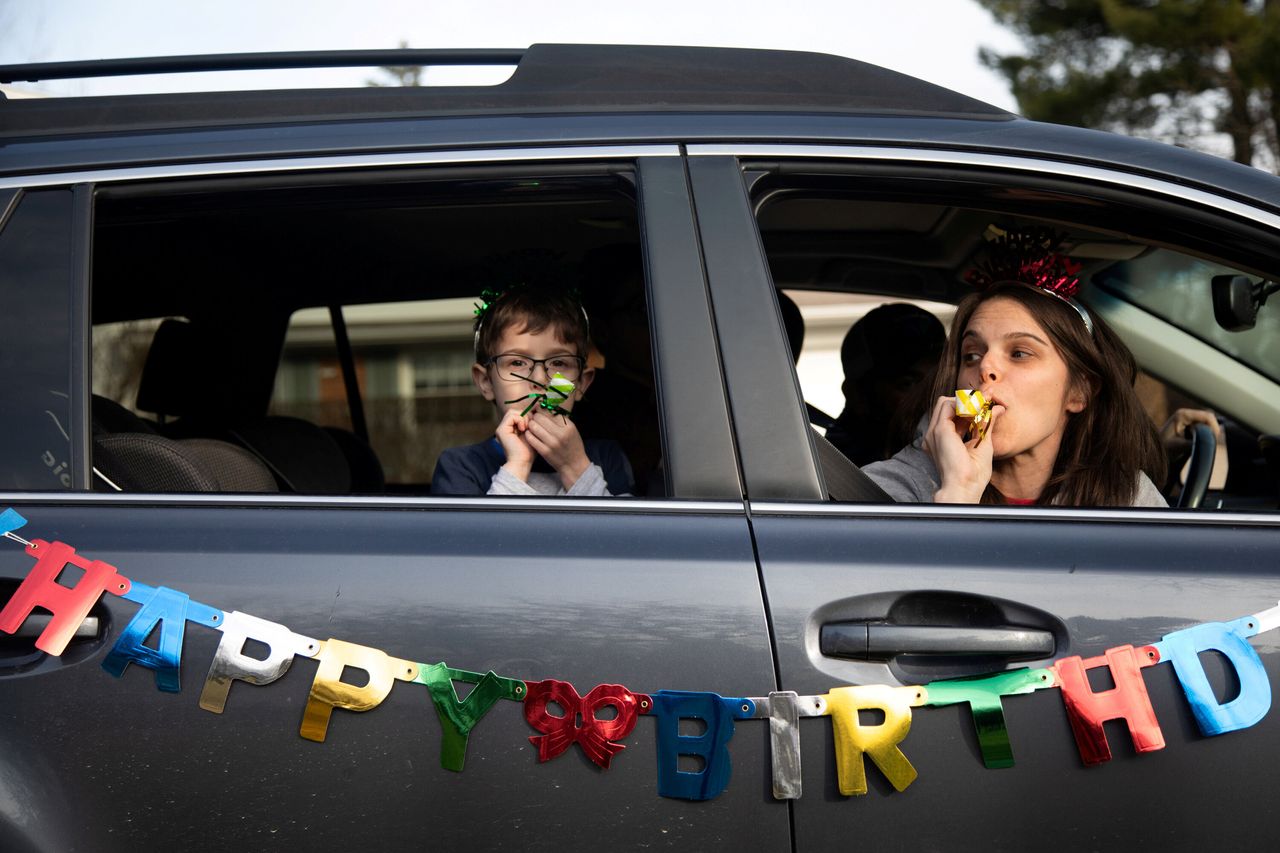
[472,285,590,360]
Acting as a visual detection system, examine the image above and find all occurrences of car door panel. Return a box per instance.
[0,150,789,852]
[688,150,1280,850]
[749,507,1280,850]
[0,500,787,851]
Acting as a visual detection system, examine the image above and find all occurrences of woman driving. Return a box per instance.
[864,232,1167,507]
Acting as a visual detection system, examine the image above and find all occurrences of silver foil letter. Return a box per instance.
[198,611,318,713]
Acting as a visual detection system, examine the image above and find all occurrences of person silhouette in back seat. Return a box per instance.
[825,303,946,467]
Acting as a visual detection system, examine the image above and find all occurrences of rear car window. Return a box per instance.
[88,169,658,496]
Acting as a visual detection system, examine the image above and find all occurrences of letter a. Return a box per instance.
[101,585,192,692]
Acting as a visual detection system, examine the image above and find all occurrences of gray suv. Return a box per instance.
[0,45,1278,851]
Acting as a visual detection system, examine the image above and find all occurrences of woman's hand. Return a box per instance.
[922,395,1003,504]
[495,408,535,481]
[524,409,592,490]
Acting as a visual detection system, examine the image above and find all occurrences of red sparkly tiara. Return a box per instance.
[965,228,1093,333]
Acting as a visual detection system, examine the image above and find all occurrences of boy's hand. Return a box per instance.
[495,408,535,481]
[524,409,592,490]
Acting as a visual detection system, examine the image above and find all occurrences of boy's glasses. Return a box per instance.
[486,353,585,383]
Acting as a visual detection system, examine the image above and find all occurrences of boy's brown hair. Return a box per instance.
[474,287,590,362]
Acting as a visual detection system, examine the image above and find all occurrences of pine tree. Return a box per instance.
[978,0,1280,170]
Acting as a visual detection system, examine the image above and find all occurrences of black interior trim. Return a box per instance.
[811,428,894,503]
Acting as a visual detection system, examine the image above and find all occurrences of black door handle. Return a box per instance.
[4,614,101,641]
[0,579,110,675]
[821,622,1055,661]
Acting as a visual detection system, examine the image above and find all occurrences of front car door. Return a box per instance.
[689,146,1280,850]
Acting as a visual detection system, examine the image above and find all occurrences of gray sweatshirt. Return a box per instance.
[863,439,1168,507]
[488,464,613,497]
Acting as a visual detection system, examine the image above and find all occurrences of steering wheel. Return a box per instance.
[1176,422,1216,509]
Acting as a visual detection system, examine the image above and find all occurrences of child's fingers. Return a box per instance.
[528,412,573,441]
[524,429,551,457]
[498,410,531,441]
[525,427,561,457]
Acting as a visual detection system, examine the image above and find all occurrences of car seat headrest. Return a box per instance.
[135,318,201,418]
[228,416,352,494]
[92,393,157,436]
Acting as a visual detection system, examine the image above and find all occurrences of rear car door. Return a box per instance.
[689,148,1280,850]
[0,148,788,851]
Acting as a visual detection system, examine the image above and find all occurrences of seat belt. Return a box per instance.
[811,428,894,503]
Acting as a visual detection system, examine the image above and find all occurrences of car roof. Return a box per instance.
[0,43,1012,137]
[3,44,1280,218]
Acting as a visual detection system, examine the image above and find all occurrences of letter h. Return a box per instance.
[1052,644,1165,766]
[0,540,130,656]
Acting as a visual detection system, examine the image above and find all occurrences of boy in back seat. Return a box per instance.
[431,286,633,497]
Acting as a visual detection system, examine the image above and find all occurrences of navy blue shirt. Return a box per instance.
[431,438,634,496]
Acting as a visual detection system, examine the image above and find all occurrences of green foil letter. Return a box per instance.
[417,663,525,771]
[925,669,1055,769]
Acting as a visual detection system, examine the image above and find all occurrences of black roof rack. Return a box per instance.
[0,44,1013,137]
[0,49,526,84]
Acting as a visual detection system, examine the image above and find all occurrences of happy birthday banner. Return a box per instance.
[3,505,1279,801]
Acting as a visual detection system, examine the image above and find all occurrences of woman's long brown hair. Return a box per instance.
[928,282,1165,506]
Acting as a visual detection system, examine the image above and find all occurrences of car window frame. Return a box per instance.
[689,142,1280,520]
[0,185,92,491]
[4,143,747,507]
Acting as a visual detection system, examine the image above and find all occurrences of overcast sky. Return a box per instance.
[0,0,1022,109]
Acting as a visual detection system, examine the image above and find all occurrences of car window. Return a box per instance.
[751,180,1280,512]
[1095,249,1280,383]
[87,168,660,497]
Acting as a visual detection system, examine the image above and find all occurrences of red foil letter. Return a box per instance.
[0,540,131,655]
[523,679,649,769]
[1052,644,1165,766]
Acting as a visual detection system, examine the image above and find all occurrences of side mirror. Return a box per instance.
[1212,275,1279,331]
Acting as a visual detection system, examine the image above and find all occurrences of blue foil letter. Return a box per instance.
[102,584,221,692]
[649,690,755,801]
[1155,616,1271,735]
